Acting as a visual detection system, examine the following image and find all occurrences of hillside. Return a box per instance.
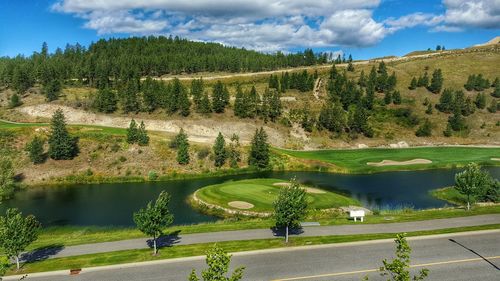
[0,40,499,185]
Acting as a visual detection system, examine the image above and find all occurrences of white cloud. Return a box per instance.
[51,0,500,52]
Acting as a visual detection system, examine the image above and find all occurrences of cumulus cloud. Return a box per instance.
[51,0,500,51]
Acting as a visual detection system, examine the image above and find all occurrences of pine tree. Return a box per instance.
[487,99,498,113]
[386,72,397,92]
[267,89,282,122]
[248,127,270,169]
[190,78,204,106]
[212,81,226,113]
[43,79,62,102]
[347,62,354,72]
[233,84,245,118]
[358,70,366,87]
[384,91,392,105]
[176,129,190,165]
[93,87,117,113]
[436,88,454,113]
[228,134,241,169]
[213,132,226,168]
[392,90,402,104]
[363,85,375,110]
[491,82,500,98]
[178,87,191,117]
[122,80,140,113]
[448,106,467,131]
[409,77,417,90]
[137,121,149,146]
[428,69,443,93]
[425,103,433,115]
[443,123,453,137]
[417,72,429,88]
[415,119,432,137]
[248,86,260,118]
[48,109,78,160]
[198,92,212,114]
[475,93,486,109]
[9,93,22,108]
[127,119,139,144]
[25,136,45,164]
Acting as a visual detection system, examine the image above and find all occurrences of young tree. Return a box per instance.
[454,163,490,210]
[273,179,308,243]
[0,157,14,199]
[126,119,139,144]
[0,208,41,270]
[378,233,428,281]
[212,81,227,113]
[428,69,443,94]
[43,79,62,102]
[133,191,174,255]
[9,93,22,108]
[384,91,392,105]
[347,61,354,72]
[408,77,417,90]
[392,91,402,105]
[178,87,191,117]
[188,244,245,281]
[415,119,432,137]
[474,93,486,109]
[175,129,190,165]
[443,123,453,137]
[25,136,45,164]
[191,78,204,106]
[248,127,270,169]
[93,87,117,113]
[137,121,149,146]
[48,109,78,160]
[228,134,241,169]
[425,103,433,115]
[213,132,226,168]
[198,92,212,114]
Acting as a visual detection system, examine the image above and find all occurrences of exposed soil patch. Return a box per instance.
[228,201,255,210]
[367,159,432,167]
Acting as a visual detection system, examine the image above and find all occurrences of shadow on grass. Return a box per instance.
[20,244,65,263]
[147,230,182,249]
[271,227,304,237]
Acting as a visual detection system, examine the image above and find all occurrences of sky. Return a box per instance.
[0,0,499,60]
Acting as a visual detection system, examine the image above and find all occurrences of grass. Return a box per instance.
[29,205,500,251]
[277,147,500,173]
[195,178,360,212]
[11,224,500,275]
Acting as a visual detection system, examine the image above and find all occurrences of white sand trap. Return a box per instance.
[305,187,326,194]
[228,201,254,210]
[491,158,500,161]
[367,159,432,167]
[273,182,291,187]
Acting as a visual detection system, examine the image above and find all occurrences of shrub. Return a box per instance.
[148,171,158,181]
[197,147,210,160]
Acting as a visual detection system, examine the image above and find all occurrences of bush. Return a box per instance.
[148,171,158,181]
[415,119,432,137]
[197,147,210,160]
[119,156,127,162]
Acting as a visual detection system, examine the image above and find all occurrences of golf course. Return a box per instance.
[193,178,360,213]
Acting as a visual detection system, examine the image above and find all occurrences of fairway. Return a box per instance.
[195,178,360,213]
[277,147,500,173]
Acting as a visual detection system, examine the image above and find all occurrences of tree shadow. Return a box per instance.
[13,173,25,183]
[449,238,500,270]
[20,244,65,263]
[271,227,304,237]
[147,230,181,249]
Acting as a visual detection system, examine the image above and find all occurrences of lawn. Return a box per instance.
[277,147,500,173]
[195,178,360,212]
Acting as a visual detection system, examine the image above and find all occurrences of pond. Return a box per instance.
[2,167,499,227]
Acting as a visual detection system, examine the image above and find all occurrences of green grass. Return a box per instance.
[11,224,500,275]
[277,147,500,173]
[29,205,500,251]
[430,187,470,206]
[195,178,360,212]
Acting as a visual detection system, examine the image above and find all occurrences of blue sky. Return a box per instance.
[1,0,499,60]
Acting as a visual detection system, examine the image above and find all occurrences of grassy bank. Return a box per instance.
[277,147,500,173]
[29,205,500,251]
[12,224,500,275]
[195,178,360,213]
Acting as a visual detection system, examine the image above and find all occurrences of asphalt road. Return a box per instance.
[22,214,500,261]
[19,231,500,281]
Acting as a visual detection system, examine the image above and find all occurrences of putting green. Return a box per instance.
[195,178,360,213]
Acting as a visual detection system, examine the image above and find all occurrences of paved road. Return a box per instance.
[22,214,500,261]
[15,231,500,281]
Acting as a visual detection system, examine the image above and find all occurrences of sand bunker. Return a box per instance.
[228,201,254,210]
[273,182,291,187]
[273,182,325,194]
[367,159,432,167]
[491,158,500,161]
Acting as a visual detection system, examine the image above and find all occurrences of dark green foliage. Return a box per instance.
[349,105,374,137]
[133,191,173,254]
[141,77,159,113]
[0,208,41,269]
[25,136,45,164]
[93,88,117,113]
[384,91,392,105]
[417,72,429,88]
[268,74,280,89]
[43,79,62,101]
[137,121,149,146]
[213,132,226,168]
[175,129,190,165]
[428,69,443,93]
[318,102,346,133]
[386,72,397,92]
[121,79,140,113]
[363,84,375,110]
[425,103,433,115]
[126,119,139,144]
[443,123,453,137]
[197,92,212,114]
[0,157,14,199]
[487,99,498,113]
[300,103,315,133]
[233,84,245,118]
[448,107,467,132]
[392,90,402,105]
[347,62,354,72]
[188,244,245,281]
[273,179,308,243]
[393,108,420,128]
[11,64,34,94]
[261,89,282,122]
[474,93,486,109]
[415,119,432,137]
[409,77,417,90]
[358,70,366,87]
[228,134,241,169]
[190,79,204,106]
[8,93,22,108]
[212,81,228,113]
[464,74,491,91]
[376,62,388,93]
[436,88,455,113]
[178,86,191,117]
[48,109,78,160]
[248,127,270,169]
[491,82,500,98]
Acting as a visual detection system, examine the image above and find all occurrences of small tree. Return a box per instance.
[213,132,226,168]
[228,134,241,168]
[48,109,78,160]
[454,163,490,210]
[0,255,9,278]
[25,136,45,164]
[379,233,428,281]
[428,69,443,94]
[9,93,22,108]
[425,103,433,115]
[248,127,270,169]
[175,129,190,165]
[415,119,432,137]
[273,179,308,243]
[0,208,41,270]
[137,121,149,146]
[188,244,245,281]
[392,91,402,105]
[133,191,174,255]
[127,119,139,144]
[408,77,417,90]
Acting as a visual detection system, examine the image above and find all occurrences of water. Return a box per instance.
[1,168,499,227]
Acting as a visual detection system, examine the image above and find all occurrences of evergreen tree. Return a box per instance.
[25,136,45,164]
[212,80,227,113]
[436,88,454,113]
[248,86,260,118]
[475,93,486,109]
[178,87,191,117]
[425,103,433,115]
[8,93,22,108]
[409,77,417,90]
[428,69,443,93]
[363,85,375,110]
[141,77,158,112]
[318,102,346,133]
[190,78,204,106]
[137,121,149,146]
[175,129,190,165]
[487,99,498,113]
[48,109,78,160]
[491,82,500,98]
[233,84,245,118]
[198,92,212,114]
[415,119,432,137]
[122,79,140,113]
[0,157,14,199]
[347,62,354,72]
[384,91,392,105]
[213,132,226,168]
[248,127,270,169]
[417,72,429,88]
[386,72,397,92]
[358,70,366,87]
[127,119,139,144]
[443,123,453,137]
[448,106,467,131]
[228,134,241,169]
[43,79,62,101]
[392,90,402,105]
[93,87,117,113]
